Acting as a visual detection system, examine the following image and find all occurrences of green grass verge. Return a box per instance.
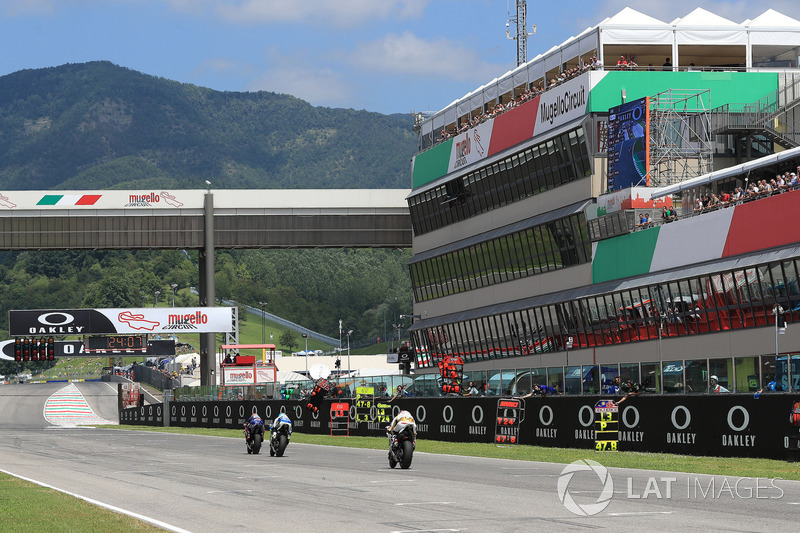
[107,425,800,481]
[0,473,164,532]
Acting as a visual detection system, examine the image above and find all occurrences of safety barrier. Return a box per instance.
[120,394,800,460]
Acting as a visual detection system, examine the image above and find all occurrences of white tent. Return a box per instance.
[418,7,800,132]
[342,368,403,378]
[277,370,309,383]
[174,352,199,365]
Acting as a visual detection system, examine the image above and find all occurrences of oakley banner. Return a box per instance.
[9,307,235,336]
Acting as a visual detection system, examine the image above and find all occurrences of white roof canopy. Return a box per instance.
[421,7,800,131]
[650,145,800,200]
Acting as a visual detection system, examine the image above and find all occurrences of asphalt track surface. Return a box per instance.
[1,382,800,532]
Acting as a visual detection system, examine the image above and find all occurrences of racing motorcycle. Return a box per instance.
[387,425,415,469]
[244,422,264,455]
[269,419,291,457]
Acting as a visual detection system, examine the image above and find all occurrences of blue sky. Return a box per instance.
[2,0,800,115]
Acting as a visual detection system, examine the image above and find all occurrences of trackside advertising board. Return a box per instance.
[9,308,235,336]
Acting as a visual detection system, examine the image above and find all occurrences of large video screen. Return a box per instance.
[607,97,649,191]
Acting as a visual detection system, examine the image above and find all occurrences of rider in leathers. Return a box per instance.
[270,412,293,435]
[244,413,265,442]
[387,409,417,443]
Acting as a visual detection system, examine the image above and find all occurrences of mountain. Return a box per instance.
[0,61,417,190]
[0,62,417,352]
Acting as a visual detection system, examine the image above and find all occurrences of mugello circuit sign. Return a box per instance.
[8,307,235,336]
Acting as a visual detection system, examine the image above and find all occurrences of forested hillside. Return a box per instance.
[0,61,416,190]
[0,62,417,355]
[0,248,412,344]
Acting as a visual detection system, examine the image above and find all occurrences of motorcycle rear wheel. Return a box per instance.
[275,434,288,457]
[252,433,262,454]
[400,440,413,469]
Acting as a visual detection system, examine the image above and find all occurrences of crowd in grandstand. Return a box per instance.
[694,168,800,213]
[633,166,800,232]
[438,55,604,142]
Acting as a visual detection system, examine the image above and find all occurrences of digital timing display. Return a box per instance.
[87,335,145,351]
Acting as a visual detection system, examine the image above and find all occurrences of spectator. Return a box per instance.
[390,385,410,401]
[608,376,623,395]
[223,353,233,365]
[754,380,776,399]
[464,381,480,396]
[614,379,642,405]
[709,375,730,393]
[662,57,672,71]
[616,55,628,69]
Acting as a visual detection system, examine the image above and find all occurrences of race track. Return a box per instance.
[1,382,799,532]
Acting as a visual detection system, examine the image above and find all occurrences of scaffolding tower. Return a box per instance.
[649,89,713,187]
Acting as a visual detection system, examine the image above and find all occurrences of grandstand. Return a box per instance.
[404,7,800,396]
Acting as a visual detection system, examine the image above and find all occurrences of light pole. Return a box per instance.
[399,314,421,373]
[170,284,178,307]
[302,333,309,376]
[657,316,665,394]
[153,290,160,308]
[338,319,343,360]
[346,330,353,377]
[392,323,401,353]
[259,302,268,345]
[774,305,787,390]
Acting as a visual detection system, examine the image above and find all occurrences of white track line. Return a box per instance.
[0,468,191,533]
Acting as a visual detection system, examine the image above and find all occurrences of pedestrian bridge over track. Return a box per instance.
[0,189,412,250]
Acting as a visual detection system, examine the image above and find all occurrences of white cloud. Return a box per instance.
[191,57,251,78]
[204,0,429,27]
[246,63,353,108]
[347,31,502,82]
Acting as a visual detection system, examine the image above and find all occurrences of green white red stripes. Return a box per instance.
[37,194,102,206]
[43,383,115,426]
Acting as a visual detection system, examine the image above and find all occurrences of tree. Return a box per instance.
[279,329,298,352]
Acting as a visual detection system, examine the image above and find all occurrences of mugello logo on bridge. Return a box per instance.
[164,311,209,330]
[8,307,234,336]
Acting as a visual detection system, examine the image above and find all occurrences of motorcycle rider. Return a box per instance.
[386,409,417,441]
[244,412,265,443]
[270,412,293,436]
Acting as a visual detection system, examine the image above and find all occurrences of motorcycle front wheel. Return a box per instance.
[400,440,413,469]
